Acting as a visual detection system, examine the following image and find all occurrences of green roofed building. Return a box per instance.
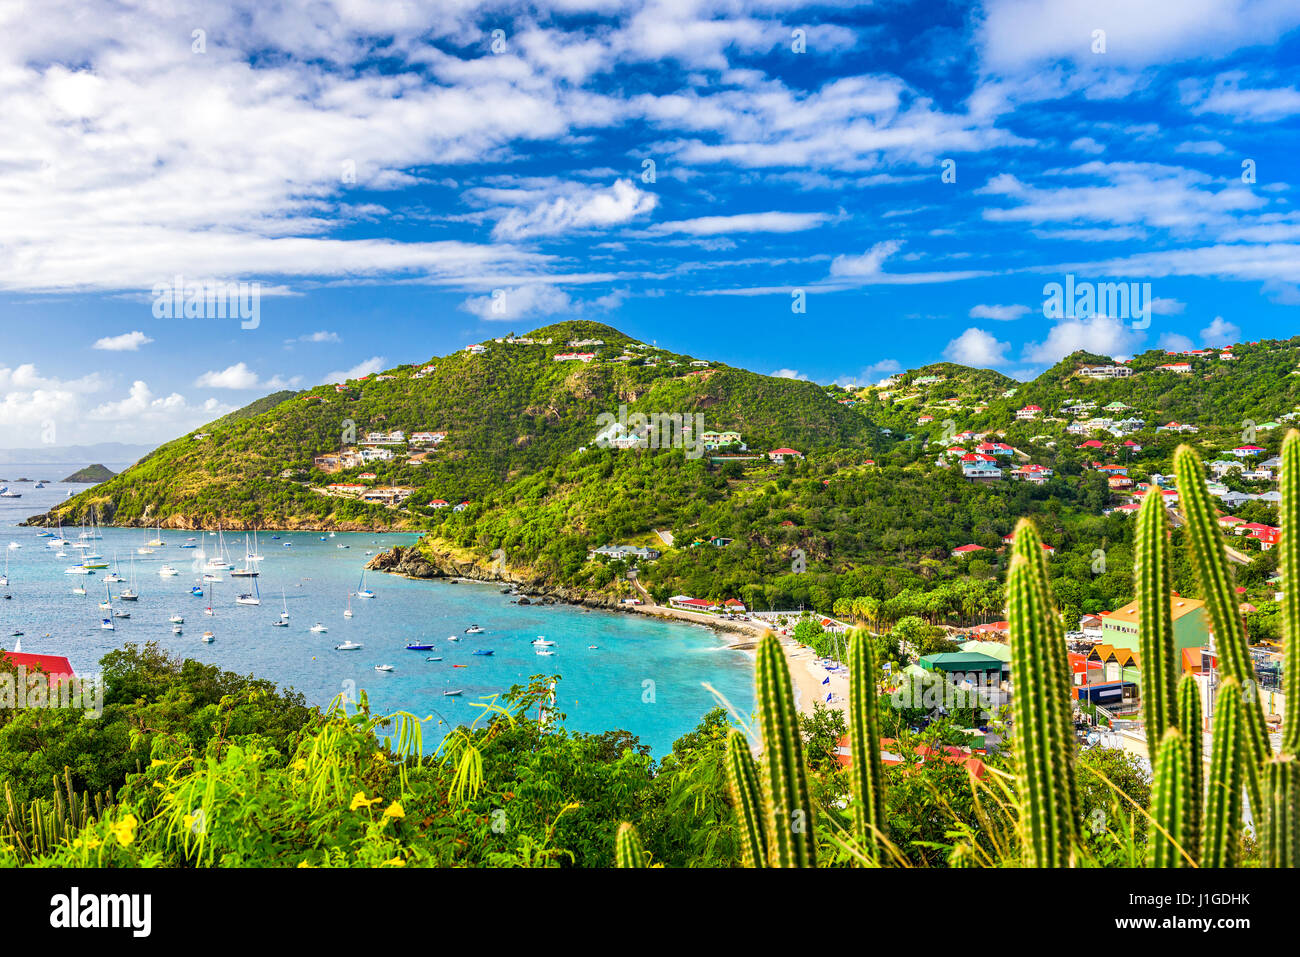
[919,652,1007,685]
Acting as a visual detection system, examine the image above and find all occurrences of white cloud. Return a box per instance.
[1158,333,1196,352]
[1201,316,1241,346]
[92,330,154,351]
[459,284,625,321]
[194,363,262,390]
[943,328,1011,367]
[969,303,1030,321]
[648,211,831,237]
[1069,137,1105,155]
[771,369,809,380]
[322,357,386,385]
[1021,315,1145,364]
[289,331,341,344]
[1150,297,1186,315]
[1183,72,1300,122]
[491,179,658,240]
[832,359,902,387]
[829,240,903,278]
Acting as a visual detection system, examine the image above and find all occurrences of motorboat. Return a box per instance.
[425,656,443,662]
[201,632,215,643]
[471,649,494,656]
[190,586,205,596]
[588,644,598,650]
[271,619,289,627]
[532,637,554,646]
[65,565,93,575]
[100,618,114,630]
[535,648,555,656]
[158,565,179,577]
[310,623,328,633]
[334,640,363,651]
[374,664,394,673]
[442,690,463,697]
[169,615,184,624]
[464,624,484,635]
[235,593,261,606]
[447,635,460,642]
[172,625,183,634]
[203,573,222,583]
[404,642,434,651]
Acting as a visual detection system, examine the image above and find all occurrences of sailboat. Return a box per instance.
[279,589,290,621]
[137,526,154,555]
[147,523,165,548]
[0,552,8,587]
[204,581,215,617]
[354,569,376,600]
[117,555,139,601]
[344,593,354,619]
[100,582,115,628]
[245,530,263,563]
[103,554,125,583]
[235,575,261,606]
[204,527,232,571]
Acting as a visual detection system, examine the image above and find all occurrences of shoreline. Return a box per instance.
[416,574,845,719]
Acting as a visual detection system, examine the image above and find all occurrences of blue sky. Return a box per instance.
[2,0,1299,447]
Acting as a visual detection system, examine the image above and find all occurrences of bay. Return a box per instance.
[0,476,755,755]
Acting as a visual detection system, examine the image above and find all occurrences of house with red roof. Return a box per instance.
[723,598,746,612]
[951,544,986,558]
[1077,439,1105,449]
[669,595,720,612]
[1015,405,1042,420]
[835,737,987,779]
[767,448,803,464]
[0,650,76,688]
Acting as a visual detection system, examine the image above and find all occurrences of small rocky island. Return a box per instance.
[61,463,117,484]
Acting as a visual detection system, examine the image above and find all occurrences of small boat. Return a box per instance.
[471,649,494,656]
[64,565,92,575]
[118,589,138,601]
[442,690,463,697]
[235,593,260,606]
[0,487,21,498]
[374,664,394,673]
[170,615,184,624]
[158,565,179,577]
[425,656,443,662]
[464,624,484,635]
[203,573,222,582]
[310,623,328,633]
[271,619,289,627]
[103,573,125,584]
[335,640,363,651]
[535,648,554,656]
[100,618,114,630]
[71,586,86,595]
[112,611,130,620]
[532,637,554,646]
[280,590,290,620]
[201,632,215,643]
[355,570,375,599]
[404,642,434,651]
[447,635,460,642]
[204,607,214,617]
[190,586,204,596]
[336,544,350,549]
[588,644,598,650]
[172,625,183,634]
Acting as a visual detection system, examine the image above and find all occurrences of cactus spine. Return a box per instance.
[1007,519,1078,866]
[755,632,816,867]
[1135,485,1178,747]
[1282,431,1300,756]
[1201,678,1244,868]
[1174,445,1268,817]
[847,628,887,857]
[614,821,647,868]
[1263,755,1300,867]
[1177,675,1203,860]
[724,729,767,868]
[1146,729,1194,867]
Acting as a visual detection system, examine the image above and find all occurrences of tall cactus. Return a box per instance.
[754,633,816,867]
[614,821,647,868]
[1202,678,1244,868]
[1282,431,1300,755]
[1146,729,1194,867]
[1135,485,1178,747]
[1263,755,1300,868]
[1174,445,1268,817]
[724,729,767,868]
[1007,518,1078,866]
[1177,675,1203,860]
[847,628,887,857]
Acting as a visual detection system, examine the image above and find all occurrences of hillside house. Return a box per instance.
[767,448,803,464]
[553,352,596,362]
[1015,405,1042,420]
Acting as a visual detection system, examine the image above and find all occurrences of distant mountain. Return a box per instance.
[61,464,117,484]
[0,442,152,466]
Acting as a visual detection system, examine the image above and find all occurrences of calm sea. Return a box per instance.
[0,475,754,755]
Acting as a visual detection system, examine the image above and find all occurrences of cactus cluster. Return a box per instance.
[618,431,1300,868]
[2,768,114,863]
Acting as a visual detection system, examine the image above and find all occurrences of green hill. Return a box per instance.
[60,464,116,484]
[27,321,881,531]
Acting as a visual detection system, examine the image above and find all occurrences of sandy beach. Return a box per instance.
[619,600,849,718]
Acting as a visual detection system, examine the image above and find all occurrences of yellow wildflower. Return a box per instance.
[292,758,307,771]
[384,856,406,867]
[349,791,381,811]
[383,801,405,820]
[110,813,138,847]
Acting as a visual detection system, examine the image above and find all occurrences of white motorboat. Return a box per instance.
[235,594,260,606]
[65,565,92,575]
[442,690,463,697]
[169,615,185,624]
[335,640,362,650]
[159,565,179,577]
[172,625,183,634]
[201,632,215,643]
[447,635,460,642]
[532,637,554,646]
[310,623,328,633]
[100,618,114,630]
[535,648,555,656]
[71,586,86,596]
[464,624,484,635]
[374,664,394,673]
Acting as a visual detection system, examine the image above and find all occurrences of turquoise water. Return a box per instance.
[0,477,754,755]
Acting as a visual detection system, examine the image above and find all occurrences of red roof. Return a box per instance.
[0,651,75,684]
[769,448,801,455]
[952,544,985,554]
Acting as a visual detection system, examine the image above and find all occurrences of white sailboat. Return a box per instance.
[279,589,290,621]
[355,569,375,600]
[235,575,261,606]
[344,592,354,619]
